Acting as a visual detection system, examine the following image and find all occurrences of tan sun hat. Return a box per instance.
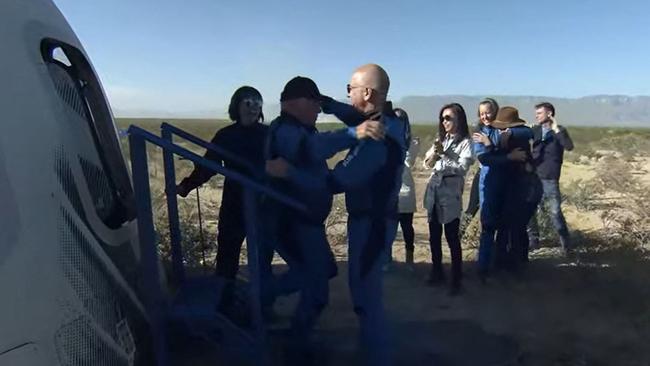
[491,106,526,129]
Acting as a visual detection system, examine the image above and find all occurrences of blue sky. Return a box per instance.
[53,0,650,117]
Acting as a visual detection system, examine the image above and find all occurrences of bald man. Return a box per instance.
[332,64,405,366]
[263,76,387,362]
[269,64,407,365]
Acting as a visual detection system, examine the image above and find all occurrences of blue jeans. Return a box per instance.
[527,179,570,248]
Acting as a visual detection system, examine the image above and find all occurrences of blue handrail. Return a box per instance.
[128,124,302,366]
[160,122,257,175]
[129,125,306,212]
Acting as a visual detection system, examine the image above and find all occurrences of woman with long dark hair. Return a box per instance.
[422,103,474,295]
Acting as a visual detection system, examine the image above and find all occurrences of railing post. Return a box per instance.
[242,188,268,364]
[129,132,168,366]
[126,124,310,365]
[161,127,186,283]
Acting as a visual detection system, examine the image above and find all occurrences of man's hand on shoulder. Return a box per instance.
[355,120,385,141]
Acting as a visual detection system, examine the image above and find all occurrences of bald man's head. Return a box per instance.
[348,63,390,113]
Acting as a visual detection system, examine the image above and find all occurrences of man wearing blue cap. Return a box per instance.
[263,76,384,360]
[268,65,406,366]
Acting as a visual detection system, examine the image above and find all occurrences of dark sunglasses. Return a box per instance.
[442,115,455,121]
[346,84,367,94]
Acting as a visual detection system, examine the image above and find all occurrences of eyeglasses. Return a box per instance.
[346,84,367,94]
[347,84,388,98]
[242,98,263,109]
[442,115,455,121]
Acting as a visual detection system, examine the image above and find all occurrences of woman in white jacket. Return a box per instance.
[423,103,474,295]
[394,108,420,267]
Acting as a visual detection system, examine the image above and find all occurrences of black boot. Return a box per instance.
[477,269,489,285]
[449,259,463,295]
[405,249,414,267]
[426,266,445,286]
[448,279,462,296]
[217,280,252,328]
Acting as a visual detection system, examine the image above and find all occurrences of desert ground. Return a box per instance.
[119,119,650,365]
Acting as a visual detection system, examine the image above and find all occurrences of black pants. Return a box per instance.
[495,224,530,271]
[497,172,543,269]
[398,213,415,251]
[215,205,246,280]
[428,210,462,283]
[465,170,481,217]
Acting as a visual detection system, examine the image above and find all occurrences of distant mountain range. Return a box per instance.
[390,95,650,127]
[114,95,650,127]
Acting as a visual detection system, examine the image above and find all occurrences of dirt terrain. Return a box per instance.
[167,158,649,365]
[269,160,649,365]
[139,122,650,365]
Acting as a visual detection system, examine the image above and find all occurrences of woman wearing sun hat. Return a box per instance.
[490,107,542,270]
[472,106,532,281]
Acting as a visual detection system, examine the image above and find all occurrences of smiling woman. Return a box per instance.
[422,103,473,295]
[175,86,269,318]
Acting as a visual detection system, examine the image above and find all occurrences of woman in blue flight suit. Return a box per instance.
[460,98,499,237]
[472,106,531,281]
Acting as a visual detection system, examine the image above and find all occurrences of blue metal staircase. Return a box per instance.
[127,122,306,365]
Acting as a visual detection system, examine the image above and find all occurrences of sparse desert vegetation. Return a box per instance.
[117,118,650,365]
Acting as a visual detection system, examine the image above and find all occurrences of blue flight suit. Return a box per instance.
[340,123,403,366]
[264,111,358,344]
[292,101,405,365]
[321,98,408,267]
[475,125,538,274]
[496,126,541,267]
[474,125,505,274]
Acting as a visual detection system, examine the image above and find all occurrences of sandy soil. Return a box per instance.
[169,158,650,365]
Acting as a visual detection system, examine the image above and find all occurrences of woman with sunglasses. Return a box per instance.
[422,103,474,295]
[176,86,268,318]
